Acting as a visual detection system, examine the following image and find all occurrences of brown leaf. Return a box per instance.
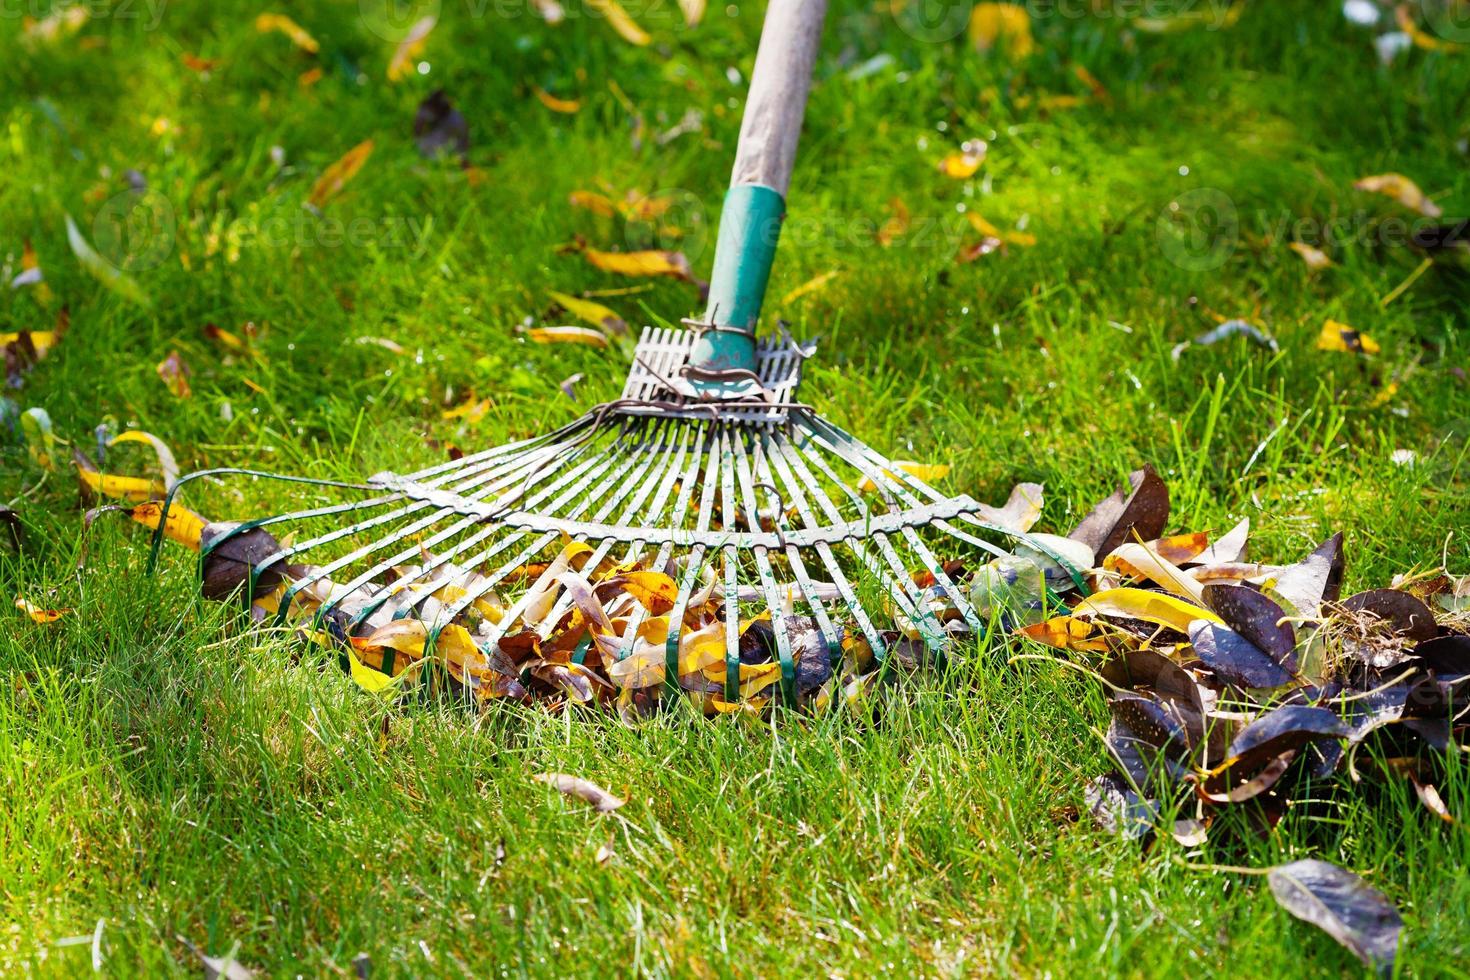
[534,772,625,812]
[308,140,374,209]
[1068,465,1170,560]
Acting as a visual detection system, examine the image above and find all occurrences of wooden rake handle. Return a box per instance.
[690,0,828,381]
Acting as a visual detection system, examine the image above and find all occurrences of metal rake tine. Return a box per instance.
[762,433,887,660]
[614,419,709,660]
[257,420,608,597]
[754,428,846,665]
[286,418,636,625]
[398,414,595,483]
[717,425,742,701]
[781,422,933,640]
[729,428,796,706]
[658,423,724,701]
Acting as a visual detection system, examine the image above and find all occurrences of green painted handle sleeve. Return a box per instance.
[689,184,786,374]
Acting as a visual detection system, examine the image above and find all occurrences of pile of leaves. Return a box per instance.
[1008,466,1467,842]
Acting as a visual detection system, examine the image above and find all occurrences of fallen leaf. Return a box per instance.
[547,290,627,335]
[1316,319,1380,355]
[414,90,470,161]
[156,351,192,398]
[65,215,151,307]
[856,461,951,493]
[875,197,911,245]
[1267,860,1401,974]
[1354,173,1442,217]
[74,448,165,503]
[181,52,219,73]
[938,140,987,179]
[585,0,652,45]
[678,0,705,27]
[127,501,208,550]
[974,482,1044,533]
[388,15,436,82]
[255,13,319,53]
[1395,3,1463,51]
[298,66,323,88]
[1018,615,1111,652]
[108,430,180,488]
[1073,588,1222,633]
[525,326,609,348]
[534,87,582,114]
[1189,620,1295,688]
[1289,241,1333,270]
[535,772,626,812]
[780,270,840,305]
[558,372,585,400]
[15,596,67,624]
[1068,464,1170,561]
[442,393,493,424]
[1171,319,1278,361]
[21,407,58,471]
[308,140,374,209]
[1340,588,1438,642]
[968,3,1033,58]
[579,245,694,283]
[967,212,1036,246]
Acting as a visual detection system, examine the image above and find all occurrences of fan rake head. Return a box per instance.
[158,328,1085,715]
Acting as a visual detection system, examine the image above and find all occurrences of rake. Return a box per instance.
[155,0,1086,709]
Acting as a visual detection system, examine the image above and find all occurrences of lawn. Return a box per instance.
[3,0,1469,974]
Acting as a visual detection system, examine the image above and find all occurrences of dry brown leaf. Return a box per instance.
[15,596,67,624]
[535,772,626,812]
[1354,172,1443,217]
[308,140,374,209]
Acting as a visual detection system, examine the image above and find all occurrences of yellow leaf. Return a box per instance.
[586,0,652,45]
[547,290,628,335]
[1017,616,1111,652]
[857,461,951,493]
[1072,588,1223,633]
[876,197,910,246]
[938,139,987,179]
[1369,381,1399,408]
[1102,542,1207,603]
[255,13,319,53]
[1288,241,1333,270]
[1316,319,1380,355]
[0,331,61,358]
[308,140,374,209]
[968,3,1033,58]
[15,596,67,624]
[967,212,1036,246]
[65,214,151,308]
[780,270,840,306]
[346,645,412,694]
[580,246,693,282]
[569,190,618,217]
[75,450,166,502]
[534,87,582,113]
[19,239,53,305]
[388,15,436,81]
[615,571,678,615]
[108,430,180,488]
[1396,3,1463,51]
[526,326,609,348]
[442,393,493,423]
[128,502,207,550]
[156,350,192,398]
[1354,172,1443,217]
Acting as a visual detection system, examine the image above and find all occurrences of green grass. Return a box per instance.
[3,0,1470,974]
